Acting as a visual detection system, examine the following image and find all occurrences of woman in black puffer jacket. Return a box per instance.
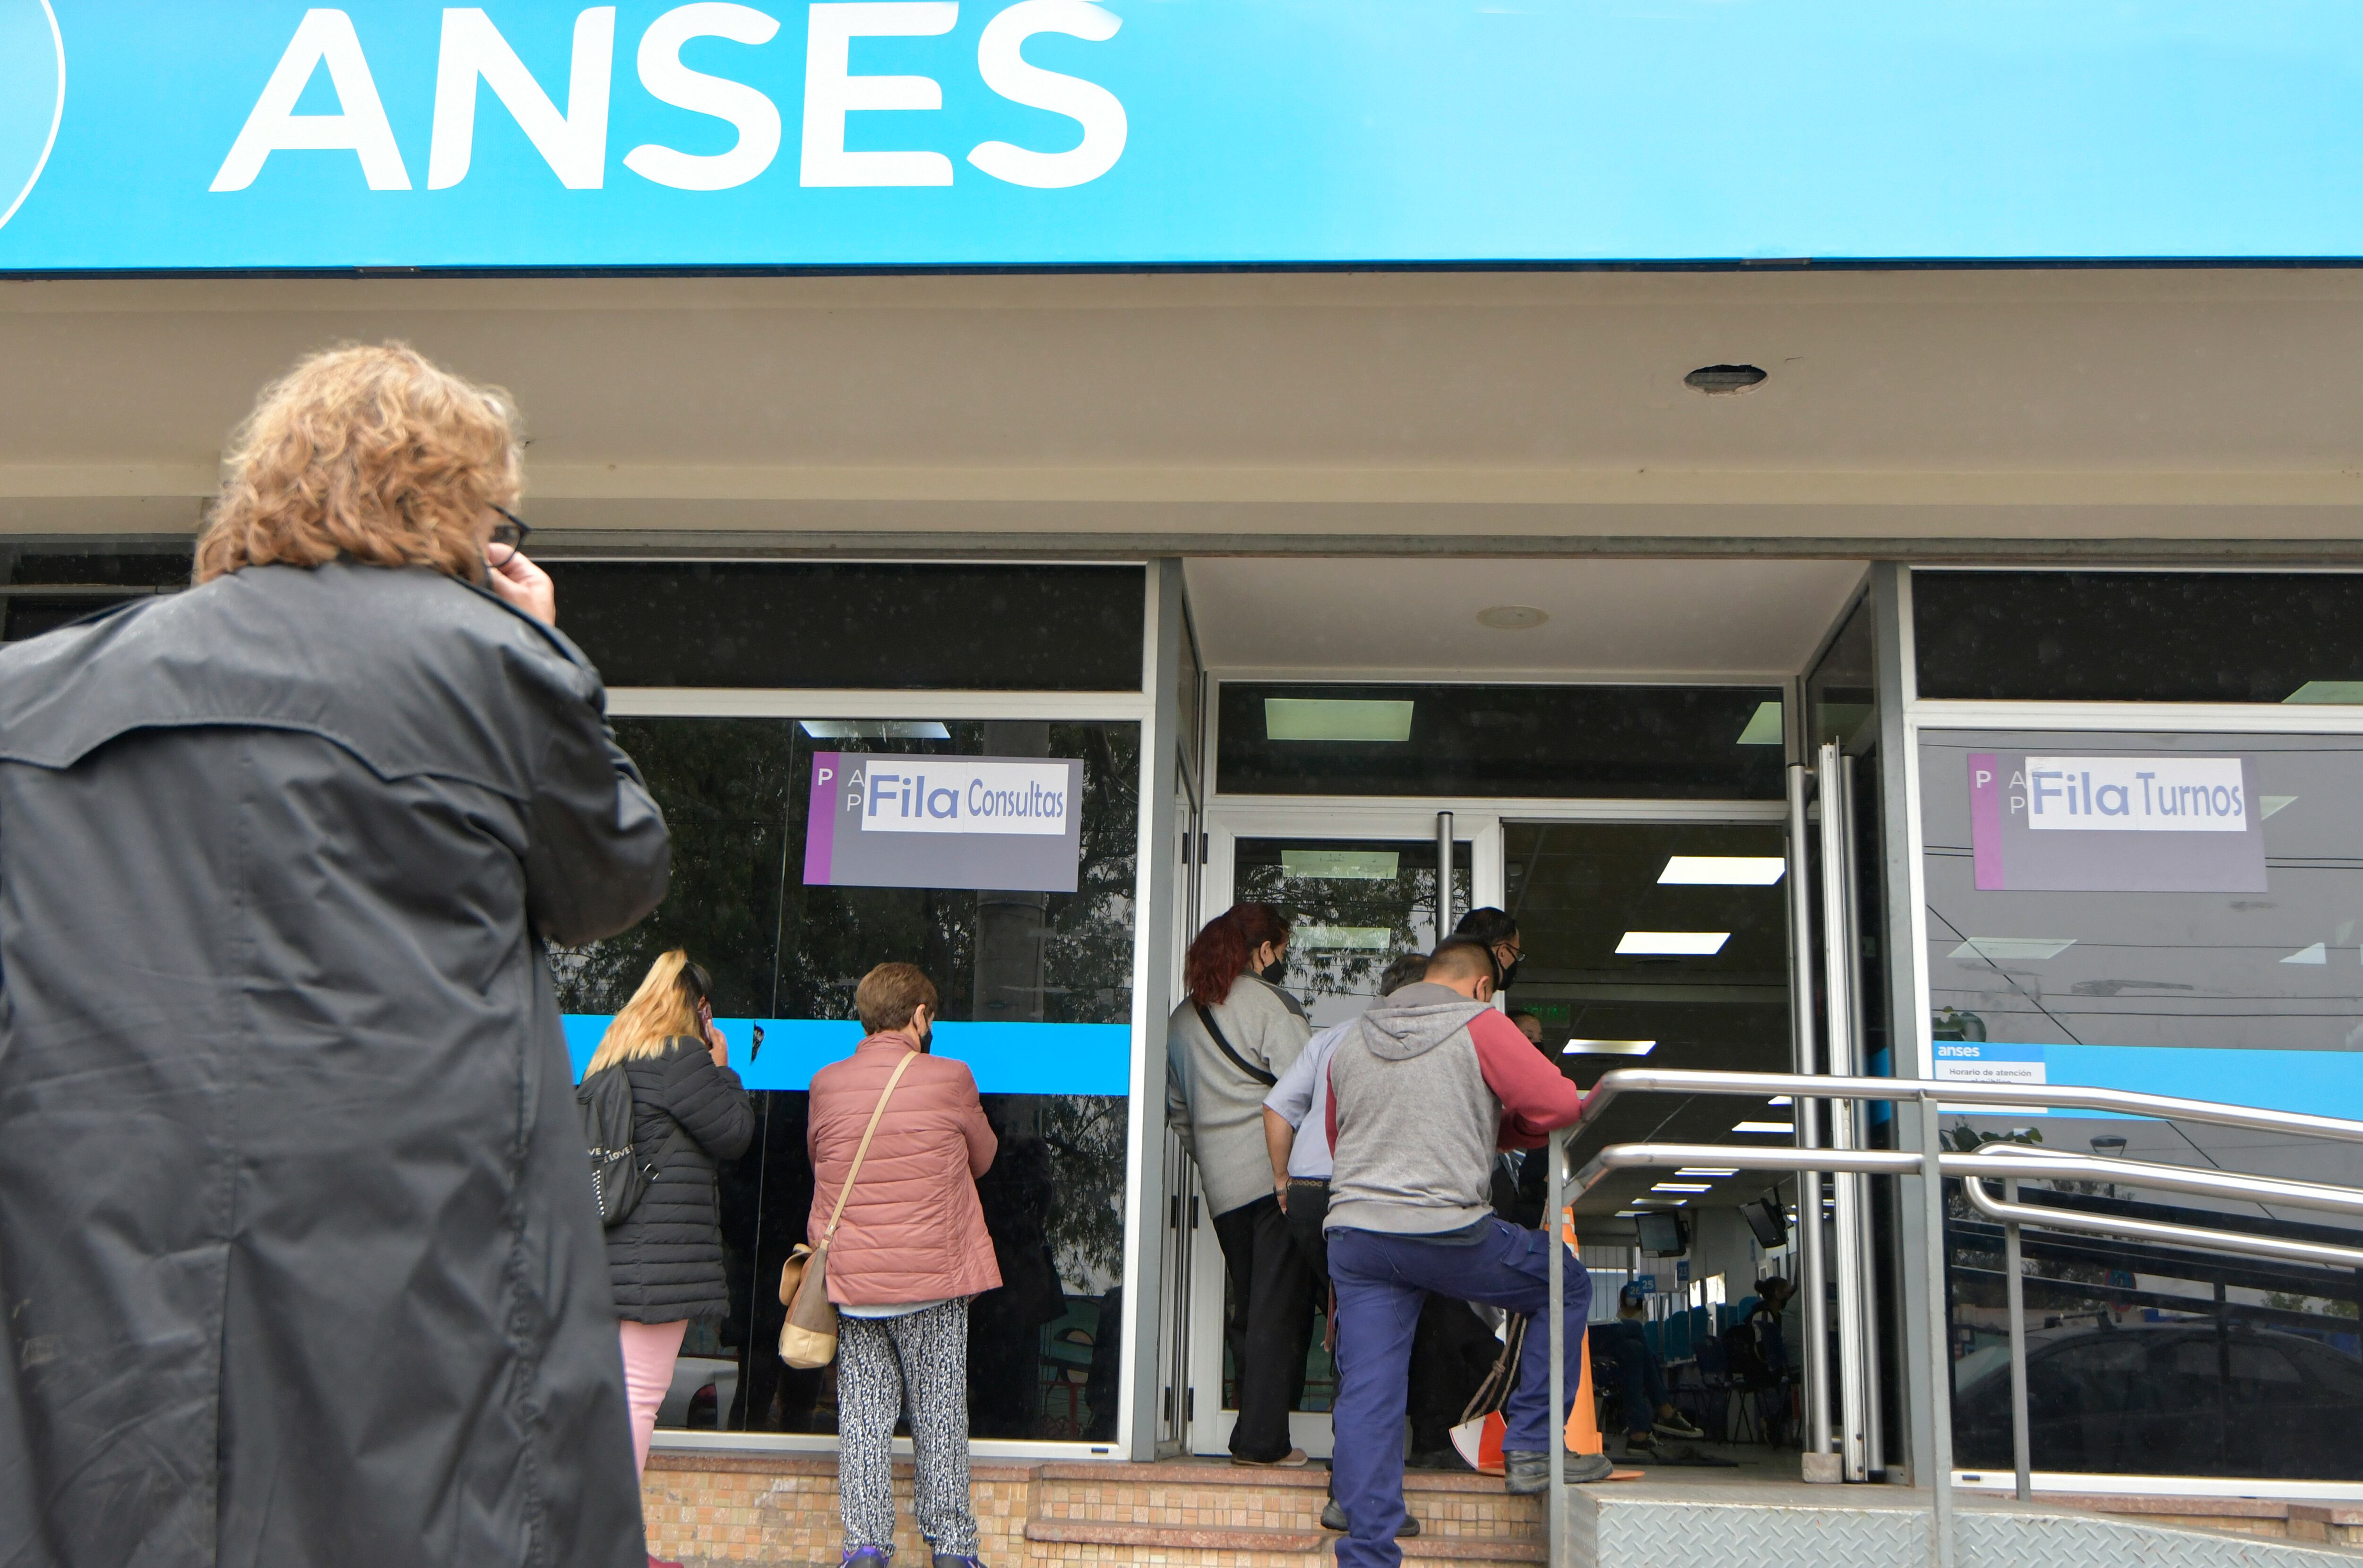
[584,951,756,1479]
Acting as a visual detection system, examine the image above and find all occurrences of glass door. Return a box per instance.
[1183,808,1488,1455]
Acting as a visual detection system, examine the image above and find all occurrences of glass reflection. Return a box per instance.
[553,716,1139,1441]
[1922,728,2363,1481]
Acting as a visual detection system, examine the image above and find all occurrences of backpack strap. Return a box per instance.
[820,1049,922,1242]
[1194,1000,1277,1089]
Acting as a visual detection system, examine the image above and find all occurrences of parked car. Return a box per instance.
[1955,1322,2363,1479]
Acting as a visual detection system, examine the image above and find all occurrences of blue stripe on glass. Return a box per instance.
[563,1016,1130,1096]
[1950,1042,2363,1121]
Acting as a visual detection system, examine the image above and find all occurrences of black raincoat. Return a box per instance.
[0,561,670,1568]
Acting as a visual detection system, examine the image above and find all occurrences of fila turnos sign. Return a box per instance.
[5,1,2363,268]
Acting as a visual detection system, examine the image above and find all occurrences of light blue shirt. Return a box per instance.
[1264,1021,1352,1180]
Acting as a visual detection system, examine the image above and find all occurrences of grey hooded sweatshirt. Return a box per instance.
[1323,981,1587,1236]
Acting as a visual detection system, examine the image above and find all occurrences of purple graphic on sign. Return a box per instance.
[803,752,1084,894]
[1966,751,2267,893]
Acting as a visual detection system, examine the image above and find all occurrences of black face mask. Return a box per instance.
[1258,956,1288,985]
[916,1022,934,1054]
[1495,956,1522,991]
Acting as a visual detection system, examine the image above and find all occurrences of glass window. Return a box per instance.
[1215,682,1785,799]
[1234,837,1470,1030]
[552,715,1140,1442]
[546,562,1147,691]
[1913,571,2363,703]
[1923,726,2363,1482]
[1807,593,1874,750]
[0,547,190,642]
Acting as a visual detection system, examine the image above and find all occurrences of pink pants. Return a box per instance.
[619,1318,690,1475]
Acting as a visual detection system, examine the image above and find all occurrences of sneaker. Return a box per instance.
[1625,1430,1659,1455]
[1231,1447,1311,1468]
[842,1548,894,1568]
[1653,1411,1705,1440]
[1504,1448,1617,1494]
[1317,1499,1419,1537]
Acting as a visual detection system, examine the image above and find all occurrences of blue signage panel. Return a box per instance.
[564,1014,1132,1094]
[3,1,2363,268]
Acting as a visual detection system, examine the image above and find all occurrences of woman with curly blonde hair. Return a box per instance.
[0,342,671,1568]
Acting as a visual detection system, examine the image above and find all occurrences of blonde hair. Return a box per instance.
[586,950,707,1076]
[195,341,521,586]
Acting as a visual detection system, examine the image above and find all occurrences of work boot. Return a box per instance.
[1318,1499,1419,1536]
[1503,1448,1615,1494]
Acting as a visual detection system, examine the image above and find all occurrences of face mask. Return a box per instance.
[916,1022,934,1054]
[1496,952,1522,990]
[1259,956,1288,984]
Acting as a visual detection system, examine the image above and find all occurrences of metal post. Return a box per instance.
[1916,1093,1957,1568]
[1436,810,1456,937]
[1841,754,1887,1479]
[1819,743,1866,1481]
[1548,1127,1566,1565]
[2004,1179,2030,1502]
[1785,762,1836,1478]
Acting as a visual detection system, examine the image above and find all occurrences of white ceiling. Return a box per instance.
[1185,557,1866,679]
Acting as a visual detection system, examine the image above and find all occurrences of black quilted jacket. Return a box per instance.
[605,1036,756,1322]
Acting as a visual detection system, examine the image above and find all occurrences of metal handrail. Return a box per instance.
[1541,1072,2363,1568]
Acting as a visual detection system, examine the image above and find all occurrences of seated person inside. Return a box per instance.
[1593,1283,1705,1454]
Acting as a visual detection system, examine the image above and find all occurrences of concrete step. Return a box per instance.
[1032,1459,1542,1541]
[1023,1516,1547,1566]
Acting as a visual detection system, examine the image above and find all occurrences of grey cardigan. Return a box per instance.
[1164,974,1313,1216]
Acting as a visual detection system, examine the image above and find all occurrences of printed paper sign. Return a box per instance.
[1933,1042,2048,1085]
[2024,757,2248,832]
[1968,752,2267,893]
[804,751,1084,893]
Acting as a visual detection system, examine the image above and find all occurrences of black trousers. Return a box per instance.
[1211,1193,1316,1461]
[1284,1179,1331,1284]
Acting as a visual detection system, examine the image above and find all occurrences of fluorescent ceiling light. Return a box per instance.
[1618,931,1730,956]
[1564,1038,1656,1056]
[1298,925,1392,951]
[1736,700,1784,745]
[1281,848,1399,881]
[1733,1120,1794,1134]
[1265,698,1414,742]
[1659,856,1785,886]
[2285,681,2363,705]
[2283,942,2328,965]
[1768,1095,1793,1105]
[1651,1182,1714,1193]
[1615,1210,1644,1218]
[1675,1168,1738,1177]
[2263,795,2298,818]
[1949,937,2076,963]
[798,720,950,740]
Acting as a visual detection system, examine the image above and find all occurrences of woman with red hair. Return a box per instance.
[1165,903,1316,1465]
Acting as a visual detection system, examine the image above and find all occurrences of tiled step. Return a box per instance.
[1032,1460,1543,1542]
[1023,1516,1547,1566]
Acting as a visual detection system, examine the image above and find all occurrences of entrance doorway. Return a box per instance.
[1176,799,1794,1457]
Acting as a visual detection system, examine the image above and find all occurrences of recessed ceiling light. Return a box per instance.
[1686,363,1768,395]
[1733,1120,1794,1134]
[1476,605,1549,631]
[1675,1168,1738,1177]
[1618,931,1731,956]
[1950,937,2075,963]
[799,720,951,739]
[1659,856,1785,886]
[1264,698,1414,742]
[1651,1182,1714,1193]
[2286,682,2363,704]
[1563,1038,1656,1056]
[1736,700,1784,745]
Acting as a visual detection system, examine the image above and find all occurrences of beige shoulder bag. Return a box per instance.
[777,1050,920,1370]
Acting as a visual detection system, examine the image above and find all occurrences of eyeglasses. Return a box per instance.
[488,505,532,568]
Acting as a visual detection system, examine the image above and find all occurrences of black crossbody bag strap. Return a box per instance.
[1194,1000,1277,1088]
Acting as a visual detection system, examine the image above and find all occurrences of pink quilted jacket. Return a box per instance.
[807,1034,1002,1306]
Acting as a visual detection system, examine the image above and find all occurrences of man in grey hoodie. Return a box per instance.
[1322,941,1611,1568]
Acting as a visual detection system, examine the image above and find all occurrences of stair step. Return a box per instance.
[1031,1461,1541,1539]
[1024,1518,1547,1565]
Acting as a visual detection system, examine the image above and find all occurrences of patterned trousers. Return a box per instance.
[837,1298,979,1556]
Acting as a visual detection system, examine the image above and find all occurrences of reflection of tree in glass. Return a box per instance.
[1039,1095,1128,1287]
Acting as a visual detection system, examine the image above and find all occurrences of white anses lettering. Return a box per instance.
[624,4,783,190]
[967,0,1124,189]
[211,9,411,192]
[429,7,617,190]
[215,2,1127,196]
[799,2,958,187]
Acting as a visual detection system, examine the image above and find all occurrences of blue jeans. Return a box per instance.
[1327,1220,1591,1568]
[1596,1318,1666,1435]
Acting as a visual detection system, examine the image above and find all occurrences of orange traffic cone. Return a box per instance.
[1561,1207,1604,1456]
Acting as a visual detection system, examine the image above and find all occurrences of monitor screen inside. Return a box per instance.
[1743,1196,1787,1249]
[1635,1211,1688,1256]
